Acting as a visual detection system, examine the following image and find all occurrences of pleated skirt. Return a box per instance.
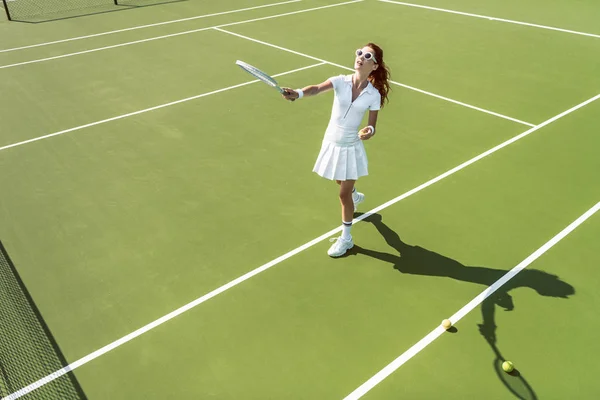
[312,140,368,181]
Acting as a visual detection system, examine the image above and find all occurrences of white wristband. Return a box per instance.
[367,125,376,134]
[295,89,304,99]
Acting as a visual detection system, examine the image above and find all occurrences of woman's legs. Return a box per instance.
[328,179,357,257]
[339,180,356,224]
[337,180,364,212]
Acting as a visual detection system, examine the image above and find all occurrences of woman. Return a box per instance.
[282,43,391,257]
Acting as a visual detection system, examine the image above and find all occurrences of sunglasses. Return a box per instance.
[355,49,377,63]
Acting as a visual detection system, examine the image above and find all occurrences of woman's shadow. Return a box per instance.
[348,213,575,399]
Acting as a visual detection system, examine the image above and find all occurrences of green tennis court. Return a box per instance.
[1,0,599,398]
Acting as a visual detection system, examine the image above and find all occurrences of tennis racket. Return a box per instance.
[235,60,294,99]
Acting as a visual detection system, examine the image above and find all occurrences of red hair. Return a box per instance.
[365,42,391,108]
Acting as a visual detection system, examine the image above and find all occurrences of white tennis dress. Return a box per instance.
[313,74,381,181]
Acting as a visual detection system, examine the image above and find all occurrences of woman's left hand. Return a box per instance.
[359,126,374,140]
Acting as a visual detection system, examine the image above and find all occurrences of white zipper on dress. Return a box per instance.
[343,88,367,119]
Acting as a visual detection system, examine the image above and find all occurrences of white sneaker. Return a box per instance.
[327,236,354,257]
[353,191,365,211]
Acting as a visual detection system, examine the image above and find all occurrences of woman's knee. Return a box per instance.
[337,180,355,201]
[338,188,353,201]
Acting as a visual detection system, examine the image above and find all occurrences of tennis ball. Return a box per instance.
[441,319,452,329]
[502,361,514,372]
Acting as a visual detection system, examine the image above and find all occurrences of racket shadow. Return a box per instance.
[488,339,538,400]
[479,296,538,400]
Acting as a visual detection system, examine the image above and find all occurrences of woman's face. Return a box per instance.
[354,46,378,73]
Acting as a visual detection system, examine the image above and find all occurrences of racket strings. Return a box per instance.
[236,61,278,87]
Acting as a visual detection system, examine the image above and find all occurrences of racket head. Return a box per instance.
[235,60,283,93]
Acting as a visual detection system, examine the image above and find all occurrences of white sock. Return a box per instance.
[341,221,352,240]
[352,187,359,201]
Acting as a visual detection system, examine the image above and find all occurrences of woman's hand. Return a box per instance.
[359,126,375,140]
[281,88,298,101]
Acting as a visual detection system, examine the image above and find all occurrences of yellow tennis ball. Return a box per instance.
[441,319,452,329]
[502,361,514,372]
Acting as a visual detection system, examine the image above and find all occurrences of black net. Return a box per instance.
[4,0,115,21]
[116,0,178,5]
[0,241,86,399]
[4,0,179,23]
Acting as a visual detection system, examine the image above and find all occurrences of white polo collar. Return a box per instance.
[342,74,377,95]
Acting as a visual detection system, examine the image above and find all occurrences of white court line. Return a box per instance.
[214,27,535,127]
[0,62,326,153]
[0,2,535,129]
[344,200,600,400]
[0,0,363,70]
[379,0,600,39]
[0,0,301,53]
[4,88,597,399]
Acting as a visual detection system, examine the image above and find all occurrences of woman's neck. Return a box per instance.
[353,72,370,89]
